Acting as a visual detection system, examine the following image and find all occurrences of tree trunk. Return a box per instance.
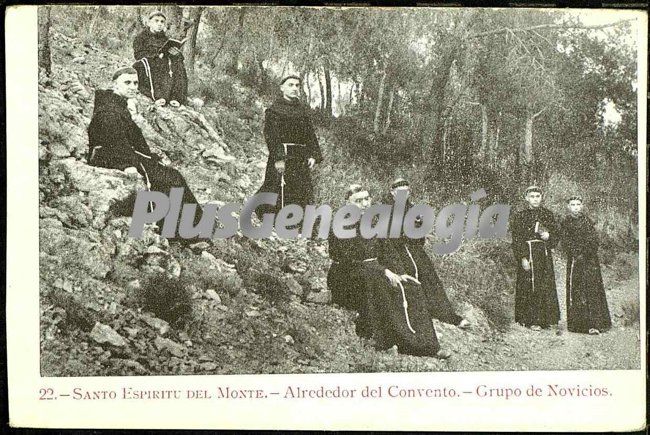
[224,8,246,74]
[318,70,326,113]
[305,71,313,105]
[382,87,395,134]
[442,116,451,162]
[373,70,387,135]
[480,103,488,159]
[182,7,204,78]
[86,6,105,37]
[422,10,478,170]
[522,107,545,166]
[337,80,342,116]
[163,5,184,37]
[523,115,534,165]
[519,107,545,183]
[301,71,309,101]
[128,6,145,36]
[38,6,52,75]
[494,113,501,164]
[324,65,333,118]
[424,42,458,168]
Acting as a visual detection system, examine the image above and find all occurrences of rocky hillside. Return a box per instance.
[39,29,640,377]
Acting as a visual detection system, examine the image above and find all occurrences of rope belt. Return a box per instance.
[136,58,155,101]
[331,258,378,265]
[525,239,546,294]
[138,162,154,214]
[404,245,419,281]
[134,150,153,159]
[88,146,102,163]
[568,257,575,307]
[282,142,307,156]
[280,173,285,209]
[397,280,416,334]
[279,143,307,208]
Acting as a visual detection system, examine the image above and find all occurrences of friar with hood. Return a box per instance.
[255,75,323,215]
[327,185,449,359]
[379,178,470,329]
[87,67,201,233]
[509,185,560,330]
[560,196,611,335]
[132,11,188,107]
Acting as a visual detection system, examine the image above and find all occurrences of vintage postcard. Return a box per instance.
[6,4,647,430]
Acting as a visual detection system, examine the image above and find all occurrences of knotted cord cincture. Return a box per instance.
[527,240,536,294]
[396,280,416,334]
[568,257,575,307]
[136,58,155,101]
[138,162,154,214]
[405,245,419,281]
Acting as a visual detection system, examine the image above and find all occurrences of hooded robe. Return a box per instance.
[87,89,200,228]
[327,223,441,356]
[133,29,188,104]
[371,232,442,356]
[327,226,381,339]
[509,206,560,328]
[561,214,612,333]
[255,97,323,215]
[381,193,463,326]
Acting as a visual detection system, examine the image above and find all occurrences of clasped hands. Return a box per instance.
[384,269,420,288]
[274,158,316,173]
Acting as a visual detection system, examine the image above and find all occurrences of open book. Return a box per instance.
[158,37,188,54]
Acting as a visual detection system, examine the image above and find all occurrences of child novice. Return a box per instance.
[561,196,611,334]
[509,186,560,330]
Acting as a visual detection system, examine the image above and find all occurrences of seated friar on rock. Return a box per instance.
[87,66,202,239]
[133,11,189,108]
[380,177,471,330]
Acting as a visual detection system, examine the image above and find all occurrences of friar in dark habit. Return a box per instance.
[87,67,201,234]
[509,186,560,330]
[255,75,323,215]
[327,185,449,358]
[561,196,612,335]
[133,11,188,107]
[327,185,377,338]
[379,178,470,329]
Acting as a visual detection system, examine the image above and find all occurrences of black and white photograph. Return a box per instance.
[5,3,646,431]
[5,3,648,432]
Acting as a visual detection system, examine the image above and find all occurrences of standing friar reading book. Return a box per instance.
[133,11,188,107]
[509,185,561,330]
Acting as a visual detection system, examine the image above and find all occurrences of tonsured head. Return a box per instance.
[147,12,166,33]
[567,196,584,215]
[280,76,301,100]
[346,184,371,210]
[390,177,410,199]
[112,67,139,99]
[524,185,543,208]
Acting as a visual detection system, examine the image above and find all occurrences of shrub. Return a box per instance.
[621,296,640,326]
[438,240,514,332]
[136,275,194,325]
[191,77,239,108]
